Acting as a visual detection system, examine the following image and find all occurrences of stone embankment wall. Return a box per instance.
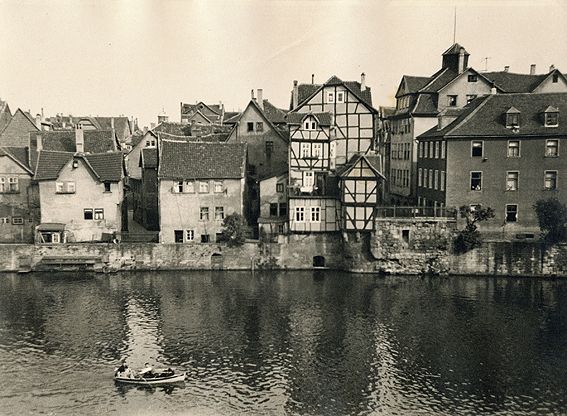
[3,223,567,277]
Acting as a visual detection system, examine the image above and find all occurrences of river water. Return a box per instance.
[1,271,567,415]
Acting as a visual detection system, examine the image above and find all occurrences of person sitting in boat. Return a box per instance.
[115,360,133,378]
[139,362,153,377]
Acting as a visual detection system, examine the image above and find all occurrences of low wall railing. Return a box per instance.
[375,206,457,219]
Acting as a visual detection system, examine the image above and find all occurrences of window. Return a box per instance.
[434,142,439,159]
[103,182,111,192]
[12,217,23,225]
[545,171,558,190]
[94,208,104,220]
[468,74,478,82]
[8,177,18,193]
[265,141,273,155]
[337,91,345,103]
[423,169,428,189]
[440,171,446,191]
[471,172,482,191]
[295,206,305,222]
[145,138,156,147]
[301,143,310,158]
[328,92,335,103]
[506,112,520,128]
[0,178,4,193]
[418,168,423,187]
[185,181,195,193]
[508,141,520,157]
[201,234,210,243]
[506,171,519,191]
[276,183,284,193]
[0,217,8,224]
[270,203,278,217]
[175,181,184,193]
[312,143,322,159]
[303,171,314,188]
[279,203,287,216]
[51,233,60,244]
[433,169,438,190]
[200,207,209,221]
[214,181,223,193]
[546,139,559,157]
[311,207,321,222]
[199,181,209,193]
[84,209,93,220]
[247,122,254,132]
[56,182,64,193]
[506,204,518,222]
[545,112,559,127]
[215,206,224,220]
[553,73,559,83]
[256,122,264,132]
[428,142,434,158]
[186,230,194,241]
[448,95,457,106]
[278,224,285,234]
[441,141,446,159]
[471,141,483,157]
[174,230,183,243]
[466,94,477,104]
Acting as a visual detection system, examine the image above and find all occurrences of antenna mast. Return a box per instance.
[453,7,457,43]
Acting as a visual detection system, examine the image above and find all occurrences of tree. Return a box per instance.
[217,213,246,246]
[533,198,567,243]
[454,205,495,253]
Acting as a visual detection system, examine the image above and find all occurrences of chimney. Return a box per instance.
[530,64,536,75]
[491,82,497,94]
[41,107,44,121]
[311,74,315,84]
[550,64,555,72]
[292,80,299,109]
[458,48,465,74]
[75,126,84,153]
[361,72,366,91]
[35,114,41,130]
[504,66,510,72]
[257,89,263,110]
[251,89,255,101]
[110,117,115,130]
[35,133,42,151]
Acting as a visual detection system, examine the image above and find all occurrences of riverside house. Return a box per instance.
[0,146,38,242]
[158,139,247,243]
[287,74,383,232]
[417,92,567,239]
[388,42,567,205]
[226,89,289,228]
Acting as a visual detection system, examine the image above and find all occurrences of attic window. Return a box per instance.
[337,91,345,103]
[505,107,521,128]
[327,92,335,103]
[544,108,559,127]
[468,75,478,82]
[553,73,559,83]
[72,160,79,168]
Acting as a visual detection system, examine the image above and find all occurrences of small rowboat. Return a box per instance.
[114,369,186,385]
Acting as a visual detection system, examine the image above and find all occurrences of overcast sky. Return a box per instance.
[1,0,567,128]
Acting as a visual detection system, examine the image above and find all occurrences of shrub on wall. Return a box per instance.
[217,213,246,247]
[534,198,567,243]
[454,205,495,254]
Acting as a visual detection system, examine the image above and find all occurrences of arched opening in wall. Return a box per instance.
[211,253,223,270]
[313,256,326,268]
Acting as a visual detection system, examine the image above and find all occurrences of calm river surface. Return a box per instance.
[1,271,567,415]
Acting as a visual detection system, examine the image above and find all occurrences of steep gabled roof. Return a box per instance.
[261,100,287,124]
[38,130,116,153]
[0,146,33,174]
[34,150,123,181]
[420,92,567,139]
[286,111,332,126]
[158,140,246,180]
[419,68,459,93]
[336,153,385,179]
[483,71,547,93]
[442,43,470,56]
[153,121,192,136]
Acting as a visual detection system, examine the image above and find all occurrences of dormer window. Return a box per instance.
[505,107,521,128]
[544,106,559,127]
[303,116,318,130]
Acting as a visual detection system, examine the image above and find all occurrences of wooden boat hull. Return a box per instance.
[114,373,186,385]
